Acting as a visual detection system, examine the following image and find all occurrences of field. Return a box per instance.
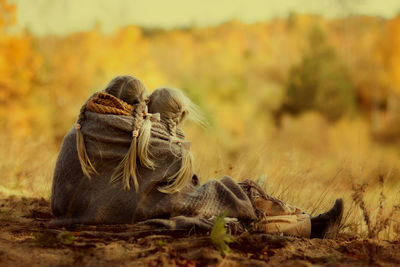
[0,195,399,266]
[1,0,400,265]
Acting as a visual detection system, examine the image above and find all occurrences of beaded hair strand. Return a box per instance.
[107,76,154,191]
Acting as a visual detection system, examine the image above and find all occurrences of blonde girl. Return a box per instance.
[75,75,154,190]
[147,87,205,193]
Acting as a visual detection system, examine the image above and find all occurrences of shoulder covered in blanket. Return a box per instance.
[50,111,260,231]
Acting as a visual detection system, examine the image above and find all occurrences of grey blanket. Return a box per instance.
[51,111,259,231]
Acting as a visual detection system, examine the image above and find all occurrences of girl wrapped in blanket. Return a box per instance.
[51,76,209,224]
[146,87,343,238]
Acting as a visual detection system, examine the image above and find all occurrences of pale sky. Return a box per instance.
[12,0,400,35]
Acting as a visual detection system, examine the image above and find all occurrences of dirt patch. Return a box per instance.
[0,196,399,266]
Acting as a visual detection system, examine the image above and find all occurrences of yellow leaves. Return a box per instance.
[0,34,42,96]
[0,0,15,30]
[116,25,143,43]
[0,28,43,138]
[0,9,399,142]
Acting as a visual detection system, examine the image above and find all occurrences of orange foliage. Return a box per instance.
[383,14,400,96]
[0,0,15,30]
[0,1,399,145]
[0,1,41,137]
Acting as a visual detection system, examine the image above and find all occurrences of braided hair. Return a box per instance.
[106,76,155,191]
[75,95,99,178]
[148,88,205,193]
[76,75,154,191]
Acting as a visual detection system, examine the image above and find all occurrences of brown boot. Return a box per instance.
[310,199,343,239]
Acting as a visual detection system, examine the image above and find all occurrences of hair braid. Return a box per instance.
[158,140,194,194]
[158,113,194,194]
[111,103,143,191]
[80,75,154,191]
[138,106,155,170]
[166,117,177,137]
[147,87,206,194]
[111,101,155,191]
[76,96,99,178]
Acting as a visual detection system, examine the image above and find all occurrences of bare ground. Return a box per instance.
[0,195,399,267]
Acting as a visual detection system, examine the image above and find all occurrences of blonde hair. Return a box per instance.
[148,88,206,128]
[76,101,98,178]
[148,88,205,194]
[76,75,154,191]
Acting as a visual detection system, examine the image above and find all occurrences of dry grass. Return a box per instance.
[189,112,400,241]
[0,132,56,198]
[350,178,400,240]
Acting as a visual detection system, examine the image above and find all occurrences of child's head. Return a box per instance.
[77,75,153,191]
[104,75,148,113]
[148,88,206,194]
[148,88,205,134]
[105,76,155,190]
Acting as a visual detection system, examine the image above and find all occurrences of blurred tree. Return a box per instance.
[0,0,15,31]
[1,4,399,147]
[382,14,400,97]
[0,0,42,137]
[371,14,400,142]
[335,16,387,114]
[276,26,354,124]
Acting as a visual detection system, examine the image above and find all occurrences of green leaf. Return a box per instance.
[33,231,76,247]
[210,211,232,256]
[57,231,76,244]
